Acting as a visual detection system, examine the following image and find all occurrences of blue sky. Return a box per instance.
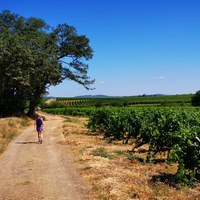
[1,0,200,97]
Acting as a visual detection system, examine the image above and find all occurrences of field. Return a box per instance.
[42,94,193,117]
[0,92,200,199]
[42,94,192,109]
[41,93,200,199]
[1,114,199,199]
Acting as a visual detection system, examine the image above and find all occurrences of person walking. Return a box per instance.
[34,115,44,144]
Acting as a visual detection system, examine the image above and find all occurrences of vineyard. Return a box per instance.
[86,107,200,185]
[42,94,192,108]
[42,94,200,185]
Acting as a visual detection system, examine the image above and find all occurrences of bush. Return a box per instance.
[191,91,200,106]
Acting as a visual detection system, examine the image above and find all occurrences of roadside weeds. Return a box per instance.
[0,117,31,154]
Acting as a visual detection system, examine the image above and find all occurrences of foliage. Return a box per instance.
[87,107,200,185]
[43,107,95,116]
[0,10,94,116]
[191,90,200,106]
[43,102,199,185]
[42,94,192,109]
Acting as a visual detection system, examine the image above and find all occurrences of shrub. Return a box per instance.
[191,91,200,106]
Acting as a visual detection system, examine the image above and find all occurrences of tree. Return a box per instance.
[191,90,200,106]
[0,10,94,116]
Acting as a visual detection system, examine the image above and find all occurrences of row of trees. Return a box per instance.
[0,10,94,116]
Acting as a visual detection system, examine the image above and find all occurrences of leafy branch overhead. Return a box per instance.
[0,10,94,116]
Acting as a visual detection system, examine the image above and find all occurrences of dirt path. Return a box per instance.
[0,114,88,200]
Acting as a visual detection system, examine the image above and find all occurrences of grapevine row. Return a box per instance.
[42,94,192,108]
[87,107,200,184]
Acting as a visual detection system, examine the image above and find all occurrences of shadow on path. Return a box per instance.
[15,141,38,144]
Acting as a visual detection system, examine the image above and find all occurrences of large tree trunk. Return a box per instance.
[27,87,42,117]
[27,100,36,117]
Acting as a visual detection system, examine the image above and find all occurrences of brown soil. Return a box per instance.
[0,113,88,200]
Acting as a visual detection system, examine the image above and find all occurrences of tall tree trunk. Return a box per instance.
[27,87,42,117]
[27,100,36,117]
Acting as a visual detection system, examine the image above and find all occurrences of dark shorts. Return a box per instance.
[37,125,43,132]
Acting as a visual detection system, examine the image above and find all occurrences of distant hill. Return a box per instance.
[44,96,57,99]
[139,94,165,97]
[75,94,166,98]
[46,93,189,99]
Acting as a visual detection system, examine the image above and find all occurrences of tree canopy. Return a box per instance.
[0,10,94,116]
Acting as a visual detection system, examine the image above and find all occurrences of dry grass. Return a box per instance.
[0,117,30,154]
[61,116,200,200]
